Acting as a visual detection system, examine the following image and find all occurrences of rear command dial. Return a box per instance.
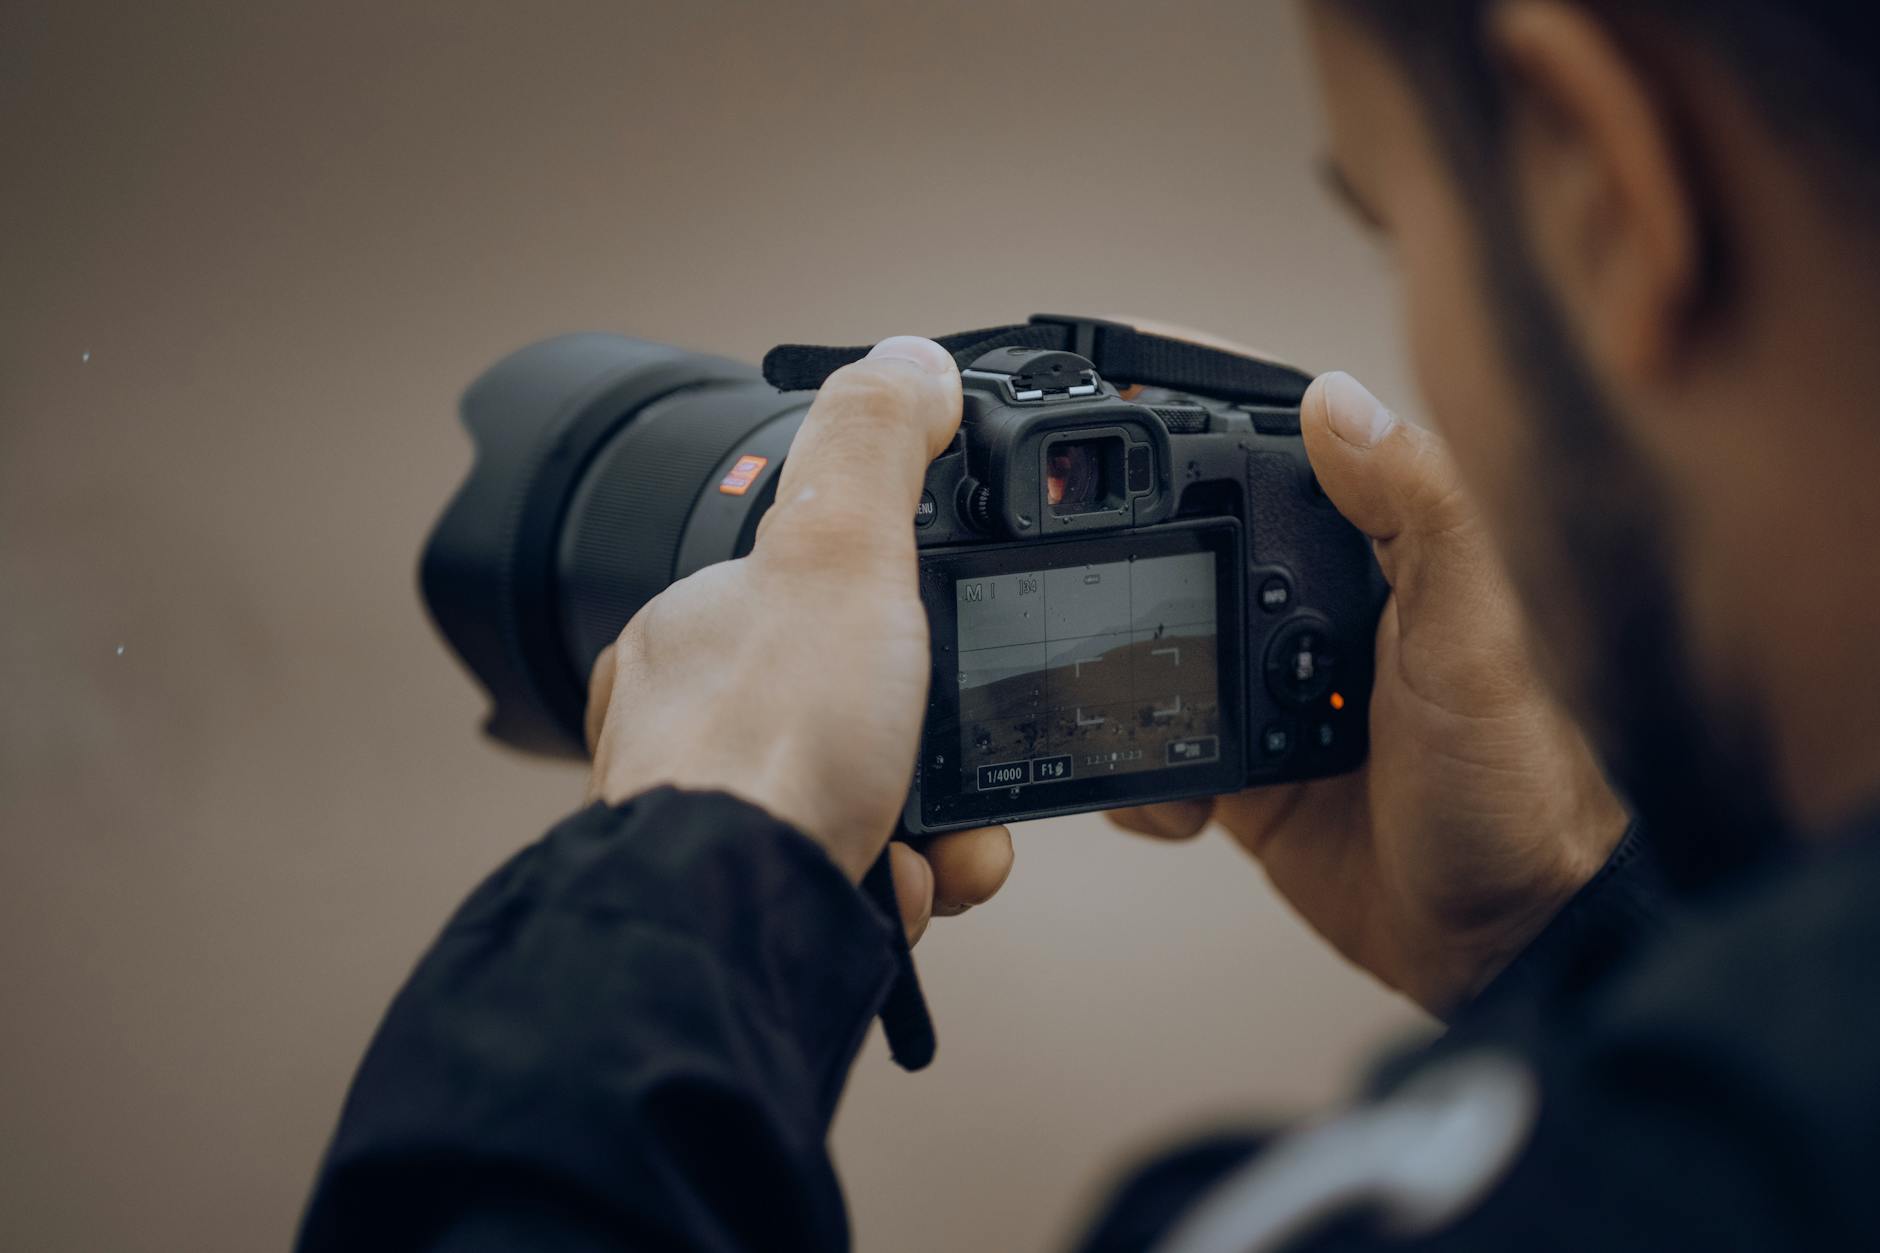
[1265,618,1340,709]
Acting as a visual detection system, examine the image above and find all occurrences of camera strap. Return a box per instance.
[763,313,1313,406]
[862,844,937,1071]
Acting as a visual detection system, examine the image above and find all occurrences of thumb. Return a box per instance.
[1300,372,1467,544]
[754,336,962,572]
[1300,371,1487,601]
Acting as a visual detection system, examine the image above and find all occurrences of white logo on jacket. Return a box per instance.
[1157,1052,1540,1253]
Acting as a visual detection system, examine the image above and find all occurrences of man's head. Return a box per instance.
[1302,0,1880,884]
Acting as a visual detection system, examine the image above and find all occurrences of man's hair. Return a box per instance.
[1327,0,1880,208]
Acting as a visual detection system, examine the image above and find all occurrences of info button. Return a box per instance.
[1258,576,1293,614]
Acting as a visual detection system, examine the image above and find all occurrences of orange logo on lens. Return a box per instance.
[719,455,769,496]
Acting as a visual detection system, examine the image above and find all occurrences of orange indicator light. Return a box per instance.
[1330,692,1346,712]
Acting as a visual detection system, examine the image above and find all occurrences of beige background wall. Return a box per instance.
[0,3,1430,1249]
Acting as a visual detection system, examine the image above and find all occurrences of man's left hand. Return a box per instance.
[584,335,1015,944]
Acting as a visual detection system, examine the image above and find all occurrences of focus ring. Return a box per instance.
[555,381,793,678]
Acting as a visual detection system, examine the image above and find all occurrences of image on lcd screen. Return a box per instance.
[954,552,1221,793]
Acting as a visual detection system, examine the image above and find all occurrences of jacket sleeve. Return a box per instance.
[296,786,901,1253]
[1456,819,1671,1022]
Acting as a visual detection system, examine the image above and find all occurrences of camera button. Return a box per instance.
[1241,404,1302,436]
[1261,722,1296,759]
[1265,619,1340,708]
[1311,720,1339,752]
[1258,576,1293,614]
[915,491,937,528]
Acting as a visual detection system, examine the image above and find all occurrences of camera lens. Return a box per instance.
[420,334,811,756]
[1046,439,1108,515]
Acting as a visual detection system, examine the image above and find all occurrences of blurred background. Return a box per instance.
[0,2,1430,1249]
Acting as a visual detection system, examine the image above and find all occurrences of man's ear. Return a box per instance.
[1487,0,1702,384]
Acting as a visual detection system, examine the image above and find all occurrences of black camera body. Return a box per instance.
[422,318,1387,836]
[900,344,1382,832]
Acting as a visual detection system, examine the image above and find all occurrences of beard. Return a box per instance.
[1469,219,1788,894]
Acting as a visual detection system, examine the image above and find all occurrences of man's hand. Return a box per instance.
[1115,370,1629,1016]
[584,336,1013,944]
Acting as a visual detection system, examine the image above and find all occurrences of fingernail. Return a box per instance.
[867,335,955,375]
[1321,371,1396,448]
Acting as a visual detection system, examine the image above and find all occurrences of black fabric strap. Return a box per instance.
[763,314,1313,407]
[862,841,936,1071]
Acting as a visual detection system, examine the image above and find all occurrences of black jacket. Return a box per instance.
[298,788,1880,1250]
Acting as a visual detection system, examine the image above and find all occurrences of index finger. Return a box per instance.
[754,336,961,571]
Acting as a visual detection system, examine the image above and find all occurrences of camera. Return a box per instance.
[421,316,1387,835]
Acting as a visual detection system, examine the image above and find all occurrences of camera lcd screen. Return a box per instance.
[914,522,1244,830]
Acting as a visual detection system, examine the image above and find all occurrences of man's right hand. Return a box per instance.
[1113,371,1629,1016]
